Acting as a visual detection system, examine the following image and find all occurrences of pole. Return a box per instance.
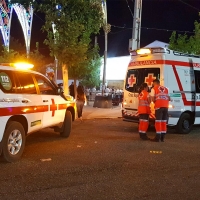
[101,0,109,96]
[52,22,58,83]
[102,32,107,96]
[131,0,142,51]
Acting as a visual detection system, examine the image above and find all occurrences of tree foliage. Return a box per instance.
[169,21,200,55]
[11,0,104,94]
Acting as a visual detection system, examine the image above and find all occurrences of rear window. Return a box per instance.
[14,71,37,94]
[125,68,160,93]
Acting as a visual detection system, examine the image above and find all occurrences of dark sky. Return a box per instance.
[100,0,200,57]
[9,0,200,59]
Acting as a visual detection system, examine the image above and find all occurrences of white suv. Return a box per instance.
[0,63,75,162]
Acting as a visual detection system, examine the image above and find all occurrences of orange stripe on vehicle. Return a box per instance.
[58,104,68,110]
[0,105,48,117]
[128,60,199,67]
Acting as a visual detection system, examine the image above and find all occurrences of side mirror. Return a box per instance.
[58,86,64,94]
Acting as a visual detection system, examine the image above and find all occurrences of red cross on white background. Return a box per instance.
[128,74,136,87]
[50,99,57,117]
[145,73,156,87]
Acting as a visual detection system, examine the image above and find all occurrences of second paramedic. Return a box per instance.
[150,79,170,142]
[138,83,151,140]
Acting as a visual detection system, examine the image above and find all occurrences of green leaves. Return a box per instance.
[169,20,200,55]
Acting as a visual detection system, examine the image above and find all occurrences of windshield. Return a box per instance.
[125,68,160,93]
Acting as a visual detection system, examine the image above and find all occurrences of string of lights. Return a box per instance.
[111,24,195,34]
[178,0,200,12]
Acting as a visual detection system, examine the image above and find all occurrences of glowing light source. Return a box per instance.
[136,48,151,55]
[13,63,34,70]
[12,3,33,56]
[0,0,12,50]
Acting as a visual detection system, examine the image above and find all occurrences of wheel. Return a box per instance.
[176,113,193,134]
[60,111,72,138]
[1,121,25,162]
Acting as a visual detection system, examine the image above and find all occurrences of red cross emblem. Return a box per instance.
[50,99,57,117]
[145,73,156,87]
[128,74,136,87]
[159,86,165,93]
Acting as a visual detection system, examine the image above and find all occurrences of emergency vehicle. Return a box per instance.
[122,47,200,134]
[0,63,76,162]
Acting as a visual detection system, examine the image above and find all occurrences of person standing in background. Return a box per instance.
[76,84,86,121]
[138,83,151,140]
[69,82,75,98]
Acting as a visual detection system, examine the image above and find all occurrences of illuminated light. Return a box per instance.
[13,63,34,70]
[168,104,174,108]
[150,151,162,154]
[123,102,127,105]
[22,108,29,113]
[136,48,151,55]
[152,48,167,54]
[34,107,37,110]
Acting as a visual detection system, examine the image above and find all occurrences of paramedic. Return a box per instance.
[138,83,151,140]
[150,79,170,142]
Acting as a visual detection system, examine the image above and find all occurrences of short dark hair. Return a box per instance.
[153,79,160,84]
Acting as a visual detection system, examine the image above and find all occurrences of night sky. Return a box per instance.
[9,0,200,59]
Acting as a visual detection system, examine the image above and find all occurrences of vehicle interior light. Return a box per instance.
[13,63,34,70]
[137,48,151,55]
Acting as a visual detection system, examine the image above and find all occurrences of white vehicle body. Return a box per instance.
[122,47,200,134]
[0,64,76,162]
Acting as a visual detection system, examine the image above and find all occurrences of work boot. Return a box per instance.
[139,133,149,140]
[161,133,165,142]
[150,134,161,142]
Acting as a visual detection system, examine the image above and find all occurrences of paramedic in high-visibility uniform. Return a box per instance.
[150,79,171,142]
[138,83,151,140]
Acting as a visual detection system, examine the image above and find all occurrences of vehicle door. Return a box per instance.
[14,71,44,133]
[33,74,66,128]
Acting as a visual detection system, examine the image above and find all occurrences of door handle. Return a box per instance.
[43,100,48,102]
[22,100,29,103]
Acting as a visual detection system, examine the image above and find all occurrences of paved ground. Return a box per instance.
[82,102,121,119]
[0,116,200,200]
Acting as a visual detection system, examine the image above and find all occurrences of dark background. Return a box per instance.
[8,0,200,60]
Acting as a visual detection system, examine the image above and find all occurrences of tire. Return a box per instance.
[176,113,193,134]
[1,121,25,162]
[60,111,72,138]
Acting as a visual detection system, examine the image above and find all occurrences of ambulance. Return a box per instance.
[0,63,76,162]
[122,47,200,134]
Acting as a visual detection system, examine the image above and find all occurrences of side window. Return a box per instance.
[15,72,37,94]
[34,74,56,95]
[195,71,200,93]
[0,70,16,93]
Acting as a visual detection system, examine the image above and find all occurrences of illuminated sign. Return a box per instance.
[0,0,12,49]
[12,3,33,55]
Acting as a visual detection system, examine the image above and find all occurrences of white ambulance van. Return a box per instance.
[122,47,200,134]
[0,63,76,162]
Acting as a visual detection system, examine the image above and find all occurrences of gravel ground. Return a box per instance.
[0,118,200,200]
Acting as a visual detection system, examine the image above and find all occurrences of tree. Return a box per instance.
[0,44,48,73]
[80,54,102,88]
[12,0,103,94]
[41,0,103,94]
[0,47,26,63]
[169,21,200,55]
